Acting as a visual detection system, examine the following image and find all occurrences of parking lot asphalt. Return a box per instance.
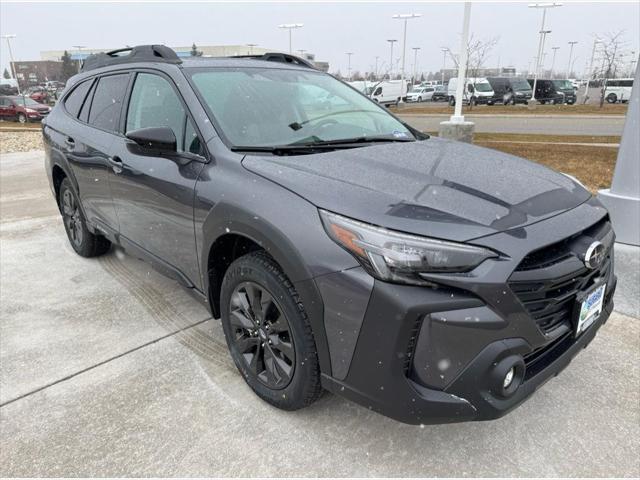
[1,150,639,477]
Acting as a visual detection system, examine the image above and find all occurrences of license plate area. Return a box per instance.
[574,283,606,337]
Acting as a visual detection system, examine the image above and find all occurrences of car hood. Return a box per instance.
[242,137,591,242]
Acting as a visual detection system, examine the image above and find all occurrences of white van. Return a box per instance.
[447,77,495,106]
[347,80,372,94]
[369,80,410,106]
[604,78,633,103]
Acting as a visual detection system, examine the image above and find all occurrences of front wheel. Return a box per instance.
[59,178,111,257]
[220,251,322,410]
[17,113,27,123]
[448,96,455,106]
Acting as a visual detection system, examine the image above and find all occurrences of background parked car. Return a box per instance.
[486,77,532,105]
[0,95,51,123]
[604,78,634,103]
[26,86,51,104]
[447,77,495,105]
[406,86,435,102]
[527,79,576,104]
[431,84,448,102]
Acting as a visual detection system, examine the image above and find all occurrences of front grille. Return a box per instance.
[508,218,613,335]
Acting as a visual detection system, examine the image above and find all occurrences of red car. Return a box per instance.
[0,95,51,123]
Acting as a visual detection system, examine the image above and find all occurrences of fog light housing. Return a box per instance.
[503,367,515,389]
[491,356,525,398]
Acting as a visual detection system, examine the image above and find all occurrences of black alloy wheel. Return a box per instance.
[61,188,84,248]
[229,281,295,389]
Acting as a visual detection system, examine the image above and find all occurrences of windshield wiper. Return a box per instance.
[289,135,415,147]
[231,136,414,156]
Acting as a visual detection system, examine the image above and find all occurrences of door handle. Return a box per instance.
[108,156,123,174]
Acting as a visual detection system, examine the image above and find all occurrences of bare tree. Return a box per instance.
[445,34,499,108]
[598,31,626,107]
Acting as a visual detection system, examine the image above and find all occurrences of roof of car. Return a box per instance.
[179,56,315,71]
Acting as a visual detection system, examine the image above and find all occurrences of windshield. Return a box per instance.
[552,80,573,90]
[435,86,445,92]
[472,82,492,92]
[509,78,532,91]
[188,68,415,147]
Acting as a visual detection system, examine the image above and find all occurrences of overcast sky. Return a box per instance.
[1,1,638,77]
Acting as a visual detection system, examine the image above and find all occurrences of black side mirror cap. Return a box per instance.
[126,126,177,153]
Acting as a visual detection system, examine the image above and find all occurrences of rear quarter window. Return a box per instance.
[87,74,129,132]
[63,80,93,118]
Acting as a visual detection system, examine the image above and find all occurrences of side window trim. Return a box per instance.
[124,68,208,161]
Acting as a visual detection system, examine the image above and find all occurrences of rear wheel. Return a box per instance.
[606,93,618,104]
[59,178,111,257]
[448,96,455,106]
[220,251,322,410]
[17,113,27,124]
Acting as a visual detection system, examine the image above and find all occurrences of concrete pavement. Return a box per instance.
[398,113,626,136]
[1,151,639,476]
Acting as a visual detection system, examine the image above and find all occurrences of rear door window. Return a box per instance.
[87,74,129,132]
[64,80,93,118]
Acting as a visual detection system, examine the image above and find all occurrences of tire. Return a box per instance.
[17,113,27,124]
[220,251,322,411]
[510,97,516,106]
[448,96,455,106]
[59,178,111,257]
[539,100,546,105]
[606,93,617,104]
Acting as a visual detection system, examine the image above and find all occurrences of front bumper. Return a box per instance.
[319,198,616,424]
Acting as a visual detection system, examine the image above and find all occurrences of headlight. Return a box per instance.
[25,108,37,113]
[319,210,498,285]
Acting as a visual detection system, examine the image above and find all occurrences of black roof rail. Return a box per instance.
[231,52,317,70]
[81,45,182,72]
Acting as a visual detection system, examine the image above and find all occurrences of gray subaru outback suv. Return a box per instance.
[43,45,616,424]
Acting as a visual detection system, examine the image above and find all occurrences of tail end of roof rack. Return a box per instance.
[81,45,181,72]
[232,52,317,70]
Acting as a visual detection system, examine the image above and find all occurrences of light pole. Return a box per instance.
[529,3,562,103]
[551,46,560,77]
[278,23,303,54]
[374,56,379,80]
[583,37,600,103]
[1,34,19,94]
[630,52,637,77]
[412,47,420,84]
[247,43,258,55]
[386,39,397,78]
[72,45,86,73]
[566,40,578,77]
[441,47,448,84]
[392,13,422,102]
[346,52,353,81]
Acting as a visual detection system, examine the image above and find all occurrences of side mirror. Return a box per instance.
[126,126,177,153]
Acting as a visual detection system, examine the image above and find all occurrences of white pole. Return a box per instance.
[412,47,420,84]
[387,40,397,79]
[400,19,407,99]
[2,35,20,95]
[567,41,577,77]
[451,2,471,122]
[531,8,547,102]
[441,48,447,84]
[551,46,559,77]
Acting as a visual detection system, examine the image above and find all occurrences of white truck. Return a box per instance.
[368,80,411,106]
[447,77,495,106]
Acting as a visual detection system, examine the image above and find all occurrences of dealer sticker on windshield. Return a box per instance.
[576,283,606,336]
